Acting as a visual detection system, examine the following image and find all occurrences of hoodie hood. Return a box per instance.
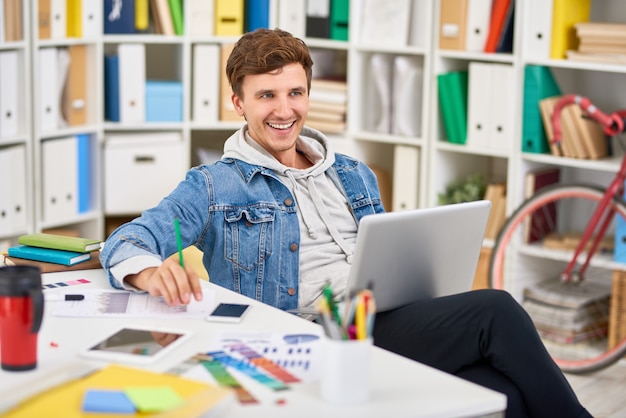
[222,125,336,176]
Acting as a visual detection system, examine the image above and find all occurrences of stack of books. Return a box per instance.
[306,78,347,134]
[567,22,626,65]
[523,280,611,345]
[538,96,607,160]
[4,233,103,272]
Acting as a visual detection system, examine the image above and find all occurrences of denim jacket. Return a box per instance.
[100,153,384,311]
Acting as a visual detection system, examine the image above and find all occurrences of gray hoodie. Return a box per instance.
[222,126,357,307]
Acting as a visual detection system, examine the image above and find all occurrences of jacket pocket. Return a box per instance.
[224,206,274,271]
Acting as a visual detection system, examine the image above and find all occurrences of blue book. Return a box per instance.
[77,134,91,213]
[103,0,136,34]
[8,245,91,266]
[245,0,270,32]
[104,55,120,122]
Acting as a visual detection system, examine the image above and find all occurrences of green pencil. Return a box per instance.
[174,218,185,268]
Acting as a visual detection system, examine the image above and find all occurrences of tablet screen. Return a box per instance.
[84,327,189,363]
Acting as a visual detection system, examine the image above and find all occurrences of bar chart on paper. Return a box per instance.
[47,288,216,318]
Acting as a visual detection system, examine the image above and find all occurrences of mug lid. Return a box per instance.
[0,266,43,296]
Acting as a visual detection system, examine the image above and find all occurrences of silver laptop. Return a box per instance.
[346,200,492,312]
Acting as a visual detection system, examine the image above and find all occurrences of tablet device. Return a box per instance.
[80,326,191,364]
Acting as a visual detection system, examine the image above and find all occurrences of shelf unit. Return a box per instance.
[4,0,626,287]
[427,0,626,300]
[0,1,31,251]
[30,2,104,242]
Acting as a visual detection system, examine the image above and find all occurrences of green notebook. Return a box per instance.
[438,71,469,144]
[521,65,562,154]
[18,233,102,253]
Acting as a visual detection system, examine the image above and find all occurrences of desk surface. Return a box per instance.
[0,270,506,418]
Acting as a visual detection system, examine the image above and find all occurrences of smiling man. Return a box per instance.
[101,28,592,418]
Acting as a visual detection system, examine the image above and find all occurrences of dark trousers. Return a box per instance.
[372,289,592,418]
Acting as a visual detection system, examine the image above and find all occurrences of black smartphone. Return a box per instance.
[205,303,251,323]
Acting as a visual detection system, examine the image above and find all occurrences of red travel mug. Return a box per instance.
[0,265,44,371]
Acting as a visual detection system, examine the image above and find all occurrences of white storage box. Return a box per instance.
[104,132,186,215]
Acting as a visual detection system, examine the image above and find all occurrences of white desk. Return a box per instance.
[0,270,506,417]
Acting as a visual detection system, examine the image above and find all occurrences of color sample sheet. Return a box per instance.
[48,288,216,318]
[168,330,323,405]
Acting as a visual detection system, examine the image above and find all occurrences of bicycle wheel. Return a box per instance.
[489,184,626,374]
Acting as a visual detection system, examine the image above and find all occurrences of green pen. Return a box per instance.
[174,218,185,268]
[323,283,344,333]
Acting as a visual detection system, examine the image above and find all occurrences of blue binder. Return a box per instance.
[103,0,137,34]
[104,55,120,122]
[245,0,270,32]
[77,134,91,213]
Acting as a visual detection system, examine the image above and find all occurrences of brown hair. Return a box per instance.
[226,28,314,98]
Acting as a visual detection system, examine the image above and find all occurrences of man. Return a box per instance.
[101,28,591,418]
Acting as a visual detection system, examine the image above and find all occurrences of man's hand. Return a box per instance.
[125,258,203,306]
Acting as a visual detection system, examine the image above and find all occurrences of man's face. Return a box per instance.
[232,63,309,162]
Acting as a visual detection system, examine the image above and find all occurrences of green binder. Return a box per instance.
[522,65,562,153]
[330,0,350,41]
[438,71,469,144]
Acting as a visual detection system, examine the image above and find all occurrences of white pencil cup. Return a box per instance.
[320,337,373,404]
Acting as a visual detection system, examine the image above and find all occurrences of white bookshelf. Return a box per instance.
[5,0,626,261]
[0,0,31,250]
[29,1,104,240]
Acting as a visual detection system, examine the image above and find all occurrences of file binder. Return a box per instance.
[38,48,61,132]
[550,0,591,59]
[118,44,146,123]
[62,45,88,126]
[0,50,18,137]
[306,0,331,39]
[245,0,270,32]
[66,0,81,37]
[368,54,393,134]
[104,54,120,122]
[38,0,52,39]
[50,0,67,39]
[0,145,27,235]
[466,62,492,149]
[168,0,184,35]
[437,71,468,144]
[525,0,553,60]
[219,43,243,122]
[392,145,419,212]
[483,0,511,53]
[192,44,220,123]
[392,56,422,137]
[330,0,349,41]
[277,0,306,38]
[214,0,244,36]
[188,0,213,36]
[77,133,92,213]
[438,0,468,50]
[521,65,561,154]
[465,0,492,52]
[42,137,79,222]
[104,0,136,34]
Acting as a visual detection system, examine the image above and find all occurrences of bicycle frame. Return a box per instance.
[551,95,626,282]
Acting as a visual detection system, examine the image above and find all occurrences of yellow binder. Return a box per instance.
[550,0,592,59]
[214,0,244,36]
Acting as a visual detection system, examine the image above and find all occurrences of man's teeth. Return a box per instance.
[268,122,293,129]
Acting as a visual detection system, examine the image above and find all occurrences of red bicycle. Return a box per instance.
[489,94,626,374]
